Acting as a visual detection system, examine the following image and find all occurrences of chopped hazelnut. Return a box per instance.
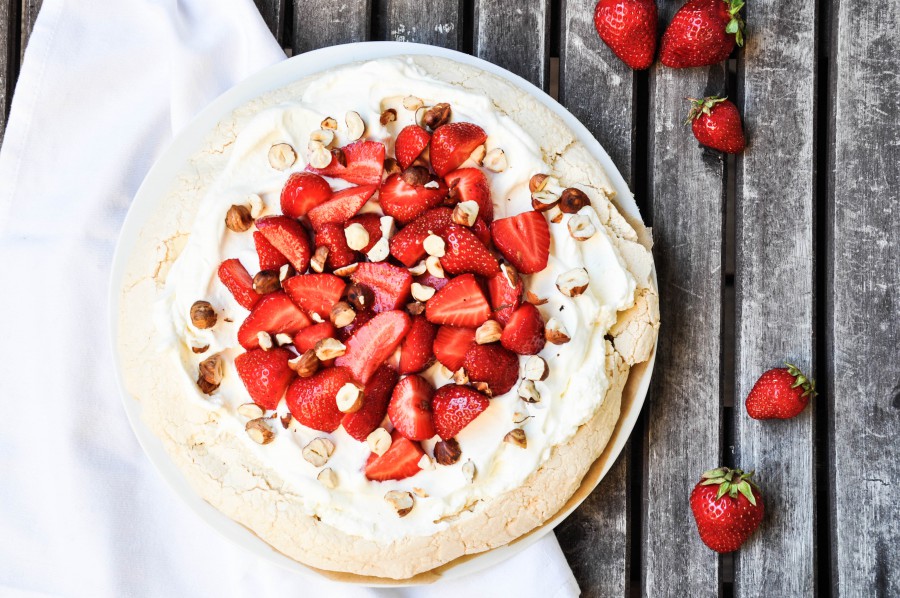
[343,222,370,251]
[545,318,571,345]
[504,428,527,448]
[318,468,338,488]
[225,204,253,232]
[423,234,446,257]
[237,403,265,420]
[425,255,445,278]
[556,267,590,297]
[434,438,462,465]
[452,200,479,226]
[411,282,436,302]
[384,490,415,517]
[380,108,397,125]
[302,437,335,467]
[475,320,502,344]
[402,95,424,111]
[315,338,347,360]
[321,116,338,130]
[345,111,366,141]
[268,143,297,170]
[190,301,217,329]
[423,102,452,129]
[483,148,508,172]
[367,428,392,456]
[252,270,281,294]
[335,382,363,413]
[559,188,591,213]
[523,355,549,381]
[245,418,275,444]
[289,349,319,377]
[310,246,329,273]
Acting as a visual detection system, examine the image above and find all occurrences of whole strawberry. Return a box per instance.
[745,362,817,420]
[593,0,658,70]
[660,0,744,68]
[686,96,745,153]
[690,467,764,553]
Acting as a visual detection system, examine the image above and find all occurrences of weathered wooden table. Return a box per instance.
[2,1,897,595]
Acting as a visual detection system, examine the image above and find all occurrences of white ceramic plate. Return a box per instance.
[108,41,656,586]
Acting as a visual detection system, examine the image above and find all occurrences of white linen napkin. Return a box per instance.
[0,1,581,596]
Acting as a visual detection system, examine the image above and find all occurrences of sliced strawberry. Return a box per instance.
[440,224,500,276]
[365,431,424,481]
[379,173,448,224]
[305,140,386,186]
[335,310,412,384]
[433,326,476,372]
[487,269,523,325]
[395,125,431,170]
[430,122,487,177]
[414,272,450,292]
[307,184,378,231]
[432,385,490,440]
[398,316,437,374]
[463,343,519,395]
[346,213,383,253]
[388,375,436,441]
[337,308,373,342]
[471,217,493,248]
[425,273,491,328]
[254,231,289,272]
[237,291,311,349]
[280,172,332,218]
[500,302,546,355]
[445,168,493,222]
[283,273,346,320]
[217,258,260,310]
[389,207,453,266]
[350,262,412,312]
[342,365,398,441]
[286,366,353,432]
[313,223,358,270]
[491,211,551,274]
[293,321,337,353]
[234,347,295,410]
[255,216,312,274]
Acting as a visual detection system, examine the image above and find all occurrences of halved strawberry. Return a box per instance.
[234,347,295,410]
[440,224,500,276]
[217,258,260,310]
[237,291,311,349]
[425,274,491,327]
[500,302,546,355]
[350,262,412,312]
[379,173,448,224]
[342,365,398,441]
[313,223,358,270]
[255,216,312,273]
[433,326,476,372]
[432,385,490,440]
[254,231,289,272]
[283,273,346,320]
[286,366,353,432]
[398,316,437,374]
[414,272,450,292]
[307,184,378,231]
[395,125,431,170]
[491,211,550,274]
[335,310,412,384]
[305,140,386,186]
[463,343,519,395]
[337,308,372,342]
[487,269,523,325]
[280,172,332,218]
[292,321,337,353]
[445,168,493,222]
[346,213,383,253]
[430,122,487,177]
[388,375,436,441]
[365,431,424,481]
[389,207,453,266]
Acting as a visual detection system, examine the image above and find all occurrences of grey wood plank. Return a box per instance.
[253,0,286,44]
[829,0,900,595]
[474,0,550,90]
[380,0,461,49]
[1,0,10,143]
[19,0,41,63]
[292,0,369,55]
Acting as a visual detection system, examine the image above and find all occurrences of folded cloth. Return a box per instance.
[0,1,580,596]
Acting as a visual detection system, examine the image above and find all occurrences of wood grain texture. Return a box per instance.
[253,0,286,44]
[474,0,550,89]
[732,0,817,595]
[292,0,369,55]
[828,0,900,595]
[379,0,461,49]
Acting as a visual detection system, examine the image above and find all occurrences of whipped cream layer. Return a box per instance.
[158,57,637,540]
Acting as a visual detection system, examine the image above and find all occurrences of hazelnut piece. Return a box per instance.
[523,355,549,381]
[253,270,281,294]
[336,382,363,413]
[345,111,366,141]
[197,353,224,394]
[483,148,508,172]
[402,95,424,111]
[532,190,561,213]
[517,379,542,403]
[268,143,297,170]
[315,338,347,360]
[568,214,597,240]
[425,255,445,278]
[423,102,452,129]
[529,174,550,193]
[383,157,402,176]
[237,403,265,419]
[475,320,502,344]
[385,490,415,517]
[321,116,338,130]
[452,200,479,226]
[406,301,426,316]
[318,468,338,488]
[423,234,446,257]
[344,222,370,251]
[411,282,436,302]
[556,267,590,297]
[504,428,527,448]
[380,108,398,125]
[367,428,392,456]
[307,144,332,169]
[366,238,390,262]
[289,349,319,378]
[462,459,477,483]
[559,188,591,213]
[346,284,374,311]
[302,437,335,467]
[245,418,275,444]
[190,301,217,329]
[434,438,462,465]
[225,204,253,232]
[330,301,356,328]
[545,318,571,345]
[310,246,329,273]
[401,165,430,187]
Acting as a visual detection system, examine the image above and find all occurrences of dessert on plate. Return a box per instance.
[118,55,659,580]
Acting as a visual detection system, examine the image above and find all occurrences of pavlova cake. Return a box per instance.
[117,55,659,580]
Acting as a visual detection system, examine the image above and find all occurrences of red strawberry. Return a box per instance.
[593,0,658,70]
[389,207,453,266]
[379,173,448,224]
[335,310,412,384]
[350,262,412,312]
[342,365,398,441]
[445,168,493,222]
[425,273,491,328]
[500,302,546,355]
[471,217,493,248]
[292,321,337,353]
[660,0,745,68]
[491,211,550,274]
[687,96,746,154]
[440,224,500,276]
[254,231,289,272]
[395,125,431,170]
[286,366,353,432]
[314,223,358,270]
[280,172,332,218]
[430,123,487,177]
[388,375,436,441]
[463,343,519,395]
[487,268,523,325]
[346,213,383,253]
[337,308,372,342]
[432,385,490,440]
[237,291,311,349]
[307,184,378,231]
[217,258,260,310]
[414,272,450,292]
[365,431,424,481]
[306,140,386,186]
[690,467,764,553]
[234,347,295,410]
[255,216,312,273]
[283,273,346,320]
[745,363,817,420]
[433,326,476,372]
[398,316,437,374]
